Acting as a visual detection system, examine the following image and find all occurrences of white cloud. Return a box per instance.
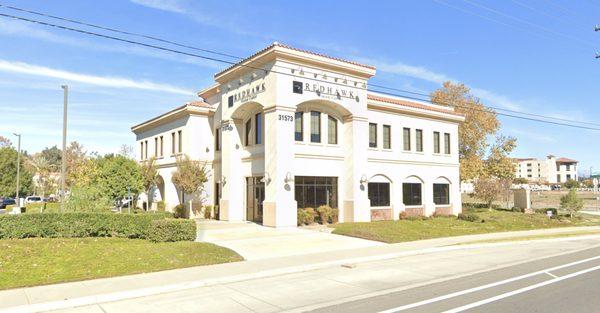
[129,0,186,13]
[0,59,193,95]
[360,58,523,111]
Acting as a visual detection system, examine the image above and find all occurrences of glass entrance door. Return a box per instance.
[246,176,265,223]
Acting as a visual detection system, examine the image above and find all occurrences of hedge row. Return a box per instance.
[0,212,196,242]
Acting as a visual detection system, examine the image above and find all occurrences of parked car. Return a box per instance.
[25,196,43,204]
[0,198,16,209]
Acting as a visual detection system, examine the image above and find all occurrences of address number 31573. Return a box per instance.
[278,114,294,122]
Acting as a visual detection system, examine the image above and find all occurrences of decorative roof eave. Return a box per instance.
[197,84,220,99]
[214,42,376,83]
[367,94,465,122]
[131,102,214,134]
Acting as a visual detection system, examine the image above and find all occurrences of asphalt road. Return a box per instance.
[309,246,600,313]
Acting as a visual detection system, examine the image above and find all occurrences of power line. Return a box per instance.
[0,10,599,131]
[368,88,600,131]
[368,83,600,127]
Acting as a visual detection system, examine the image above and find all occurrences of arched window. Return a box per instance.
[403,176,423,206]
[434,177,451,205]
[368,175,392,207]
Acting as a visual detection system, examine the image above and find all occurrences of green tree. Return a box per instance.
[64,185,112,212]
[27,155,58,197]
[140,157,158,210]
[96,154,143,201]
[560,189,583,218]
[0,147,33,197]
[171,155,208,216]
[40,145,62,169]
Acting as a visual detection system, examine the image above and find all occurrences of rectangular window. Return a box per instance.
[566,165,570,171]
[228,95,233,108]
[310,111,321,143]
[159,136,163,157]
[369,123,377,148]
[403,128,411,151]
[245,120,251,146]
[144,140,148,160]
[154,137,158,157]
[328,115,337,144]
[215,129,220,151]
[171,132,175,155]
[295,111,303,141]
[178,130,182,153]
[557,175,561,182]
[433,131,440,154]
[416,129,423,152]
[383,125,391,149]
[444,133,451,154]
[255,113,263,145]
[140,142,144,160]
[368,182,390,207]
[433,183,450,205]
[294,176,338,209]
[402,183,422,206]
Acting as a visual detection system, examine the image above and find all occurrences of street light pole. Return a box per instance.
[60,85,68,212]
[13,133,21,208]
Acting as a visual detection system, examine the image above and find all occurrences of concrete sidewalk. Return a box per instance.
[196,220,384,260]
[1,226,600,313]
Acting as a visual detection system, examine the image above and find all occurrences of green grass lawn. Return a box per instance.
[0,237,243,290]
[332,209,600,243]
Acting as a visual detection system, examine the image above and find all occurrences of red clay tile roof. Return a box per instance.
[215,42,376,78]
[367,93,464,117]
[556,157,578,163]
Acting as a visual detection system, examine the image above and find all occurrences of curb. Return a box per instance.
[3,234,600,313]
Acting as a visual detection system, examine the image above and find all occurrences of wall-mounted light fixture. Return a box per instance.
[360,174,368,186]
[261,172,271,184]
[284,172,294,183]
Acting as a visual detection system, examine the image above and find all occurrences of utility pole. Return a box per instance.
[60,85,68,212]
[13,133,21,208]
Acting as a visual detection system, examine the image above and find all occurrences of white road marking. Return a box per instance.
[544,271,558,279]
[443,264,600,313]
[378,254,600,313]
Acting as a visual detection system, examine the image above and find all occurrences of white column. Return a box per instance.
[219,119,244,221]
[263,106,297,227]
[342,116,371,222]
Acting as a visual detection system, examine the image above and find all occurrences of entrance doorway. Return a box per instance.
[246,176,265,223]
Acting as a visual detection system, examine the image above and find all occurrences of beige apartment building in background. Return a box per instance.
[514,155,578,184]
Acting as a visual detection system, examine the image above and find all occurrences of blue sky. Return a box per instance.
[0,0,599,174]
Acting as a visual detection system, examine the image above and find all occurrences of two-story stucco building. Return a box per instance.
[131,43,464,227]
[514,155,578,184]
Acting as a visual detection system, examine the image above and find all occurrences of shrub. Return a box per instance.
[457,213,480,222]
[330,208,339,224]
[156,201,166,212]
[0,212,191,241]
[174,204,186,219]
[203,205,213,219]
[511,207,524,213]
[399,211,408,220]
[147,219,197,242]
[297,207,316,226]
[315,205,334,224]
[64,185,113,212]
